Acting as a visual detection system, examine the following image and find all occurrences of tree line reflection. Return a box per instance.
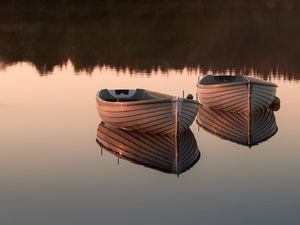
[0,0,299,79]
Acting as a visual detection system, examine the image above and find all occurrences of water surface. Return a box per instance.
[1,62,300,225]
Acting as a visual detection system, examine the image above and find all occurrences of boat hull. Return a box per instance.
[197,76,277,113]
[97,90,198,135]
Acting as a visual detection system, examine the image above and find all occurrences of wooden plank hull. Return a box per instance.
[178,98,199,132]
[197,75,277,113]
[250,81,277,112]
[97,90,198,135]
[96,122,200,175]
[196,105,278,147]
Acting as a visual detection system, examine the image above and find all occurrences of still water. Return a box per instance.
[1,62,300,225]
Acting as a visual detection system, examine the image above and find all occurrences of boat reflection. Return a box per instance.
[96,122,200,175]
[197,105,278,147]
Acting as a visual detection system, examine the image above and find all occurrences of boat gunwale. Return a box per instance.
[197,81,248,89]
[197,81,278,88]
[97,92,198,106]
[96,89,174,105]
[248,78,278,87]
[97,97,176,106]
[197,75,278,88]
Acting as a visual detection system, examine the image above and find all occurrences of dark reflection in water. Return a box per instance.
[197,105,278,147]
[1,0,300,79]
[96,122,200,175]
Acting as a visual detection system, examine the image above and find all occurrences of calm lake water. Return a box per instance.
[1,1,300,225]
[1,63,300,225]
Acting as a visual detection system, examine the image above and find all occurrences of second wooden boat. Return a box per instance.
[96,89,199,135]
[96,122,200,175]
[197,75,278,113]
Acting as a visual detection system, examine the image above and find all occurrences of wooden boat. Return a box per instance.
[96,89,199,135]
[96,122,200,175]
[196,104,278,147]
[197,75,278,113]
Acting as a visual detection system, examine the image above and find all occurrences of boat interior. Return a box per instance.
[99,89,171,102]
[199,75,247,85]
